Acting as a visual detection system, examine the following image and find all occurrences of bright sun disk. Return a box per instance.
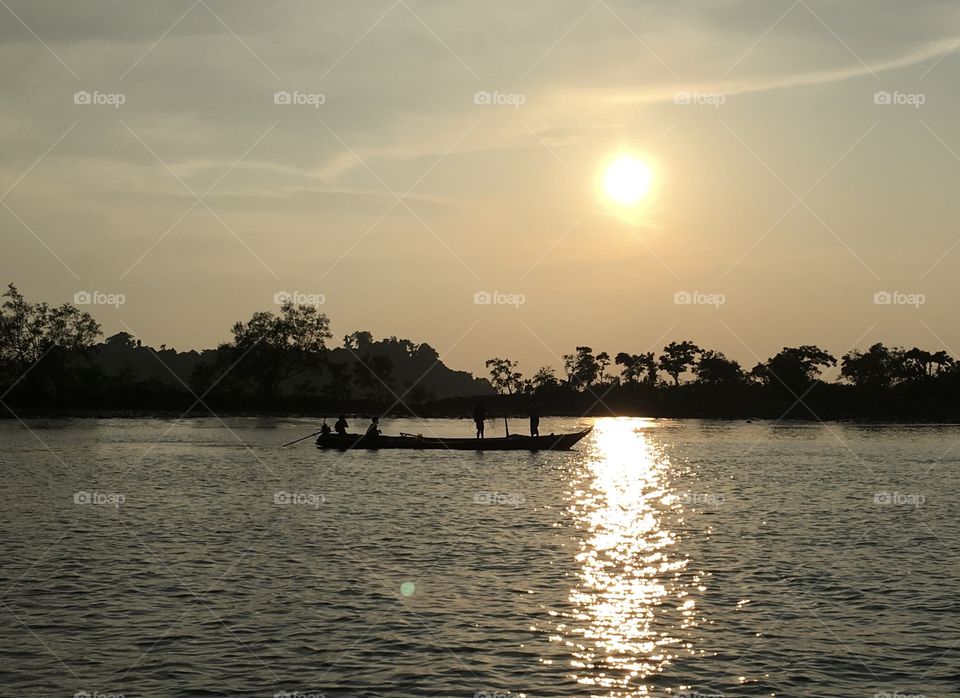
[603,156,653,206]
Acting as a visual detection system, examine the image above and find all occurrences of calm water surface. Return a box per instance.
[1,417,959,697]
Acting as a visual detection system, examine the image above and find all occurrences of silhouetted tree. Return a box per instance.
[104,332,137,350]
[694,350,745,385]
[485,357,523,394]
[841,343,900,389]
[343,331,373,351]
[902,347,933,380]
[900,347,953,380]
[749,362,768,384]
[220,300,332,400]
[596,351,612,385]
[567,346,600,389]
[615,351,657,385]
[659,341,702,385]
[931,350,954,375]
[0,284,101,400]
[763,345,836,392]
[531,366,561,390]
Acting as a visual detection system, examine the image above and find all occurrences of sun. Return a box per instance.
[602,155,653,206]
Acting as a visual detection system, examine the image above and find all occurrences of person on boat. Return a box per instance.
[319,421,332,437]
[334,414,348,436]
[365,416,381,438]
[529,396,541,437]
[473,398,486,439]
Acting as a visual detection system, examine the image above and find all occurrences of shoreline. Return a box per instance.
[4,408,960,425]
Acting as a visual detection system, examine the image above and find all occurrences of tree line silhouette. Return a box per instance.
[0,284,484,415]
[480,340,960,419]
[3,283,960,420]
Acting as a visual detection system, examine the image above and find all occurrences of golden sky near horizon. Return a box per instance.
[3,0,960,378]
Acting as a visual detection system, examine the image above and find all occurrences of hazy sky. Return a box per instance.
[3,0,960,377]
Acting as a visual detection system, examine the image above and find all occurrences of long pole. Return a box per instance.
[281,429,321,448]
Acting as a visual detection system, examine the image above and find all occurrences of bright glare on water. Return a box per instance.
[560,420,690,694]
[1,417,959,696]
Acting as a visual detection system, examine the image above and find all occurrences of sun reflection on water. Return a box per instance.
[557,418,697,695]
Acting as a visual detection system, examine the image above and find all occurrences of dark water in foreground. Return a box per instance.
[1,417,958,697]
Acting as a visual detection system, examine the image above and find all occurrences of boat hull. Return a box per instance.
[315,428,591,452]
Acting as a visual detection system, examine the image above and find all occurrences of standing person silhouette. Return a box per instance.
[473,398,486,439]
[529,395,541,437]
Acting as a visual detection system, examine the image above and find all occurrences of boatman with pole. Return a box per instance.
[473,398,486,439]
[529,395,541,437]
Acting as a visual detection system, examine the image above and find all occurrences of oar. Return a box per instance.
[281,429,322,448]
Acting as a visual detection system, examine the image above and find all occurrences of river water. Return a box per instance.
[0,417,958,697]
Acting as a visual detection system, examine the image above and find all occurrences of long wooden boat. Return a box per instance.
[316,427,592,452]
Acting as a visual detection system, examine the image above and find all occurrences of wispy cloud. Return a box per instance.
[574,35,960,106]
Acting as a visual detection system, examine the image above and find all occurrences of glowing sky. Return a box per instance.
[3,0,960,376]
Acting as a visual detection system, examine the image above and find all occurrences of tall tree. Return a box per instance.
[343,331,373,351]
[531,366,560,390]
[568,346,600,389]
[658,341,702,385]
[615,351,657,385]
[223,300,332,399]
[485,357,523,394]
[900,347,952,379]
[931,350,954,375]
[595,352,612,385]
[764,345,836,392]
[694,350,745,385]
[841,343,910,389]
[0,284,101,398]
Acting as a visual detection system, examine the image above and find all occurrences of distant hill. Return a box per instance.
[92,331,491,402]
